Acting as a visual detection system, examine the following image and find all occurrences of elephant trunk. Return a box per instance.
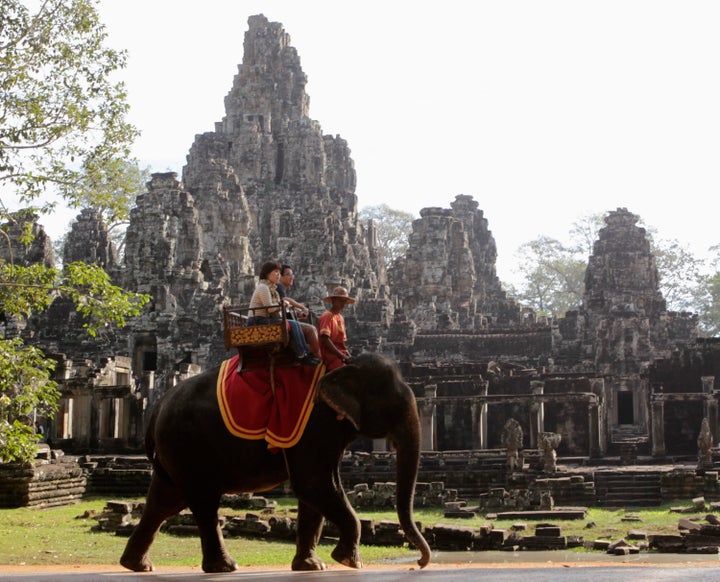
[391,409,431,568]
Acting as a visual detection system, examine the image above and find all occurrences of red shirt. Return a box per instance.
[318,311,348,371]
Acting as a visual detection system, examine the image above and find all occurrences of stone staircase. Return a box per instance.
[593,470,663,507]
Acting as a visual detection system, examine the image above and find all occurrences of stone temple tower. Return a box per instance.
[392,194,521,331]
[181,13,383,308]
[583,208,673,374]
[117,14,388,393]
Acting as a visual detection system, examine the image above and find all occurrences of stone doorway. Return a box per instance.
[618,391,634,425]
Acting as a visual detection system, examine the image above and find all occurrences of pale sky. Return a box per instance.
[92,1,720,285]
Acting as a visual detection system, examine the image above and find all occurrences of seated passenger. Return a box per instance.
[277,263,319,353]
[248,260,320,367]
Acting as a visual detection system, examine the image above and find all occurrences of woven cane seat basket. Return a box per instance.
[222,304,289,351]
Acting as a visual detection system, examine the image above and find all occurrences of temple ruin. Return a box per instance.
[4,14,719,478]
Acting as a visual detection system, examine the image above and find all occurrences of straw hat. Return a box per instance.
[324,286,356,304]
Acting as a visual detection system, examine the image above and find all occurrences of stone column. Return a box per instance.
[588,402,601,458]
[419,385,437,451]
[75,392,93,448]
[56,397,75,440]
[530,381,544,449]
[702,376,717,442]
[144,370,156,410]
[98,398,110,439]
[651,397,666,457]
[120,395,132,447]
[589,378,606,456]
[479,381,488,450]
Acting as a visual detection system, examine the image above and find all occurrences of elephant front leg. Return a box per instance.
[291,500,327,571]
[327,501,363,569]
[295,475,363,569]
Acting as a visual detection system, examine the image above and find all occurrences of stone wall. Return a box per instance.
[0,455,86,509]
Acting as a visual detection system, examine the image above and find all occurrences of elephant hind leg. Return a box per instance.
[188,496,237,573]
[120,473,185,572]
[291,500,327,571]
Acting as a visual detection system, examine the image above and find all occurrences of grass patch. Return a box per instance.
[0,496,698,567]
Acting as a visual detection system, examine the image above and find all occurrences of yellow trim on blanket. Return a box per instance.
[217,358,265,440]
[217,358,326,447]
[265,362,325,448]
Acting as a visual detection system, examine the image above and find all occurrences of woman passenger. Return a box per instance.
[248,260,320,367]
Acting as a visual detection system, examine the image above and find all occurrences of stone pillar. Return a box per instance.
[530,381,544,449]
[120,396,132,446]
[651,398,666,457]
[98,398,110,439]
[702,376,717,442]
[75,392,93,448]
[479,381,488,450]
[54,397,74,440]
[589,378,606,456]
[588,402,601,458]
[420,385,437,451]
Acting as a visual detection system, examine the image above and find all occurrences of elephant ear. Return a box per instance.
[318,363,362,430]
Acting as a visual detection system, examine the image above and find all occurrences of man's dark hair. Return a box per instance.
[281,264,292,276]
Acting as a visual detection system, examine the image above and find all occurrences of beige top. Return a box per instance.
[249,280,282,319]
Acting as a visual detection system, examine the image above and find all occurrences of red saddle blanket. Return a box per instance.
[216,355,325,449]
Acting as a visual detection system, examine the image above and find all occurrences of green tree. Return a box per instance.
[567,212,604,256]
[359,204,414,268]
[699,271,720,337]
[512,212,715,328]
[1,0,140,212]
[693,245,720,337]
[0,0,149,462]
[650,236,706,314]
[512,236,586,317]
[79,161,151,261]
[0,339,60,463]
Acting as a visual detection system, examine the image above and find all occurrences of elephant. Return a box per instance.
[120,352,431,573]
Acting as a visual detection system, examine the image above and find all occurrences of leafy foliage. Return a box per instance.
[692,244,720,337]
[61,262,149,335]
[0,0,146,463]
[0,0,139,213]
[0,338,60,463]
[512,236,586,317]
[359,204,414,268]
[650,236,706,314]
[0,259,149,463]
[511,212,719,332]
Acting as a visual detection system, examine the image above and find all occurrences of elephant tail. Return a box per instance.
[142,401,177,486]
[144,402,159,461]
[143,402,173,483]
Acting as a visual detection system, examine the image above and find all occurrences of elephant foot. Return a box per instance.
[201,555,238,573]
[331,544,363,569]
[291,554,327,571]
[120,552,154,572]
